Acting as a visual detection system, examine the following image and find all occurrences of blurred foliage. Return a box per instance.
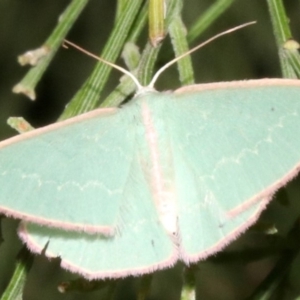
[0,0,300,299]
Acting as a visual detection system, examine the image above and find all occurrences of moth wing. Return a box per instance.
[169,79,300,262]
[19,148,177,279]
[0,108,134,234]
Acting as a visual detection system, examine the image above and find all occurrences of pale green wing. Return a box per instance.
[19,145,176,279]
[0,108,134,234]
[169,79,300,262]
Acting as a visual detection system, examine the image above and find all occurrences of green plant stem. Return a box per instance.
[169,15,195,85]
[149,0,166,46]
[58,0,144,120]
[127,3,148,43]
[99,1,148,108]
[266,0,300,78]
[12,0,89,100]
[7,117,34,133]
[266,0,292,45]
[138,0,181,86]
[100,0,181,108]
[0,247,34,300]
[181,267,196,300]
[187,0,235,43]
[116,0,127,20]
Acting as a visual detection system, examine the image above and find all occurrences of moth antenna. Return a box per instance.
[65,21,256,93]
[147,21,256,89]
[63,40,144,91]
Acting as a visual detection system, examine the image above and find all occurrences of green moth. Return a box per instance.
[0,79,300,279]
[0,25,300,279]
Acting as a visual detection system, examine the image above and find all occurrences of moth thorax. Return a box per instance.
[140,101,177,235]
